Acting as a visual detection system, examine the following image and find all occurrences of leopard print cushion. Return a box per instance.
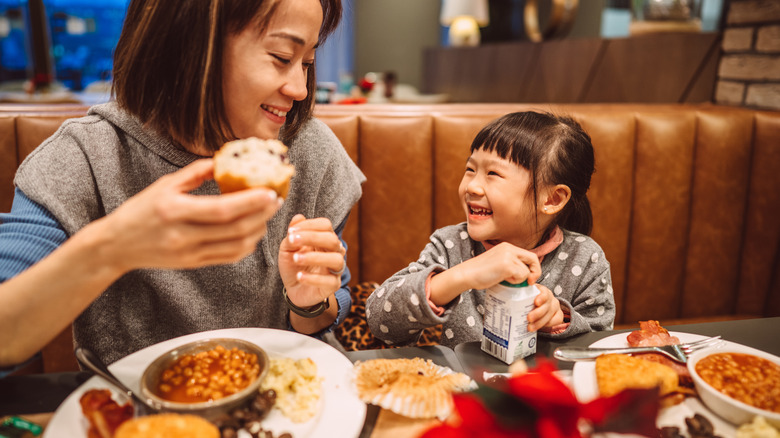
[335,282,442,351]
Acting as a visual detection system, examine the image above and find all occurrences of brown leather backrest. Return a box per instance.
[1,103,778,327]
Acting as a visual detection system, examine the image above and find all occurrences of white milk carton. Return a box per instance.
[481,280,540,364]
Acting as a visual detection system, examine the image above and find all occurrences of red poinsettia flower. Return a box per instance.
[423,359,660,438]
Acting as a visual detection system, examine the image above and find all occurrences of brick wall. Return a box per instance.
[715,0,780,110]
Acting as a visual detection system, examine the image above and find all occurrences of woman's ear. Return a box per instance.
[541,184,571,214]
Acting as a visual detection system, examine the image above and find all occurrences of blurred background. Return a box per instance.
[0,0,777,110]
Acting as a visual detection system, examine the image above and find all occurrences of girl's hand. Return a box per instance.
[459,242,542,290]
[527,284,564,332]
[96,159,281,273]
[429,242,541,307]
[278,214,345,308]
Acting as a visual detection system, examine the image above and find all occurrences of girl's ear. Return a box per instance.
[541,184,571,214]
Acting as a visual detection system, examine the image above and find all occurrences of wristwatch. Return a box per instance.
[283,287,330,318]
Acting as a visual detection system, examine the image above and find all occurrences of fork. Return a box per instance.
[553,336,723,364]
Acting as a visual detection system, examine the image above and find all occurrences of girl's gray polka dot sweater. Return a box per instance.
[366,223,615,348]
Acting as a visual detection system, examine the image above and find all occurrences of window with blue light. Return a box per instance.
[0,0,127,91]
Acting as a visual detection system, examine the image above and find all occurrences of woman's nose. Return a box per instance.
[282,67,309,101]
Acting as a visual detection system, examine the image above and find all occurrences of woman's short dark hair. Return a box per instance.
[470,111,595,236]
[112,0,342,150]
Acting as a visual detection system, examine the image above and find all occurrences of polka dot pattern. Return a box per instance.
[572,266,583,276]
[408,315,417,322]
[366,307,371,318]
[409,266,419,273]
[575,236,587,242]
[466,316,476,327]
[477,304,485,315]
[380,324,388,333]
[597,306,605,316]
[383,301,392,312]
[554,285,562,295]
[591,252,599,263]
[410,294,420,306]
[437,256,445,264]
[445,329,454,339]
[607,285,613,294]
[586,297,595,305]
[397,278,405,288]
[377,287,385,298]
[409,329,418,334]
[460,231,469,240]
[445,240,454,249]
[558,252,569,261]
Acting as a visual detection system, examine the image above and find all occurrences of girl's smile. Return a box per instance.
[459,149,546,250]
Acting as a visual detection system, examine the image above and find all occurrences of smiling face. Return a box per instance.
[222,0,322,141]
[458,149,547,249]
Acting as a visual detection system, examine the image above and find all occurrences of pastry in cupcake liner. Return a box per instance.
[353,358,476,419]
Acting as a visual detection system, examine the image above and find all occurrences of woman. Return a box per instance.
[0,0,363,370]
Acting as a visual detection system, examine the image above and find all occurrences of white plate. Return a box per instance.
[571,331,736,437]
[43,328,366,438]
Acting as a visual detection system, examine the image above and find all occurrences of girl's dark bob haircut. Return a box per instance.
[470,111,595,236]
[112,0,342,151]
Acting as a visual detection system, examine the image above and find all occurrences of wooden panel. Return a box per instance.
[583,33,719,103]
[737,111,780,317]
[625,112,696,322]
[523,39,604,103]
[423,33,720,104]
[681,110,753,318]
[358,115,433,284]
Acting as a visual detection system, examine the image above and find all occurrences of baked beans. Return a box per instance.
[695,352,780,413]
[155,345,261,403]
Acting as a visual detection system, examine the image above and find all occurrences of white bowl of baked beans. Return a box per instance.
[687,344,780,428]
[140,338,268,420]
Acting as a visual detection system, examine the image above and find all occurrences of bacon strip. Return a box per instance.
[626,320,681,347]
[79,389,134,438]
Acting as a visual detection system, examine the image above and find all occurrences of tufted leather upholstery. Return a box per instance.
[1,103,778,366]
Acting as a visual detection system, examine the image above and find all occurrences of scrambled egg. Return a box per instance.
[260,357,322,423]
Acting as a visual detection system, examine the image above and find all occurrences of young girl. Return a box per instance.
[366,111,614,347]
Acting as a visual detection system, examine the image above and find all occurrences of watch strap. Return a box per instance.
[283,287,329,318]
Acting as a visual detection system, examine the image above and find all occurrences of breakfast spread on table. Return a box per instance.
[53,321,780,438]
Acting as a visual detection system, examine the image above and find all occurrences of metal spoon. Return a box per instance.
[75,346,160,416]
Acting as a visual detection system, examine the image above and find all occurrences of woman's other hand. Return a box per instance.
[278,214,344,333]
[278,214,345,307]
[95,159,281,273]
[527,284,564,332]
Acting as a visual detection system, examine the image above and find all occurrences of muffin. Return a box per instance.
[114,413,219,438]
[213,137,295,197]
